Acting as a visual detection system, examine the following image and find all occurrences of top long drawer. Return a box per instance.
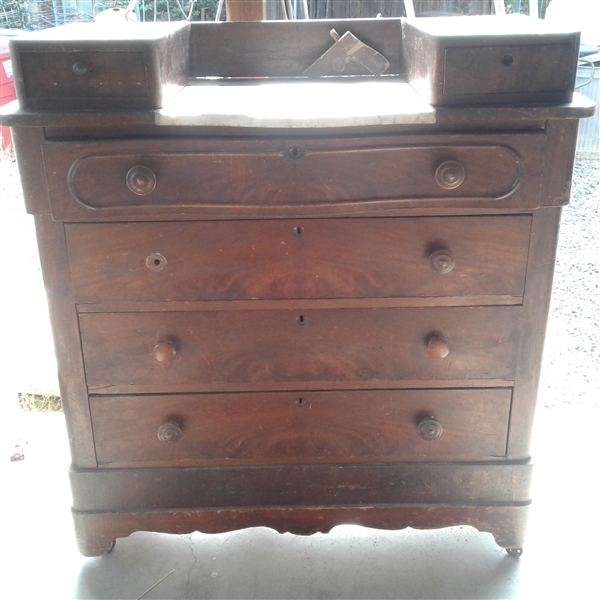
[41,132,546,219]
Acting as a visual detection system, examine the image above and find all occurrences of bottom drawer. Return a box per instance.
[91,388,511,468]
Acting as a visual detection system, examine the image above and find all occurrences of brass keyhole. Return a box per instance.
[297,315,306,325]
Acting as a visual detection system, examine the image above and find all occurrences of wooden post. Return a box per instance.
[530,0,539,18]
[225,0,265,21]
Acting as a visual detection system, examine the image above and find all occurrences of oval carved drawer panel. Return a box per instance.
[66,145,520,207]
[90,388,512,468]
[80,306,521,393]
[66,216,531,303]
[41,133,547,219]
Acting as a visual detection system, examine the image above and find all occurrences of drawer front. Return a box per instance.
[66,216,531,303]
[80,307,521,392]
[19,51,148,102]
[90,388,512,467]
[65,145,520,208]
[42,132,547,218]
[444,44,573,97]
[403,18,580,106]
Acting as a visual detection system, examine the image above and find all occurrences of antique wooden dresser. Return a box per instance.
[4,15,594,557]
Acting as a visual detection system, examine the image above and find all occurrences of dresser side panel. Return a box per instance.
[540,119,580,206]
[507,207,562,459]
[33,215,96,468]
[11,127,51,216]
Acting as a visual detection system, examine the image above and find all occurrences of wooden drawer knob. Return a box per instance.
[126,166,156,195]
[427,336,450,359]
[418,417,443,441]
[153,342,177,364]
[429,249,455,274]
[435,160,465,190]
[72,60,90,76]
[157,421,182,443]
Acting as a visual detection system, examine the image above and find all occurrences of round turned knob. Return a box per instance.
[72,60,90,76]
[157,421,182,443]
[418,417,443,441]
[126,166,157,196]
[429,249,455,274]
[427,336,450,359]
[435,160,465,190]
[153,341,177,364]
[501,54,514,67]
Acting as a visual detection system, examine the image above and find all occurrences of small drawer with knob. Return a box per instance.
[10,22,189,111]
[441,44,578,104]
[16,51,149,109]
[79,306,521,394]
[65,215,531,303]
[89,388,512,468]
[403,16,579,106]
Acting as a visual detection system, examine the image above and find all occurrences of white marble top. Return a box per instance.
[155,80,436,128]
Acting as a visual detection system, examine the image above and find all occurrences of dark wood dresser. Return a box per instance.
[4,15,594,557]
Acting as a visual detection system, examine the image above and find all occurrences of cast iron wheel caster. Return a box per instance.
[505,547,523,557]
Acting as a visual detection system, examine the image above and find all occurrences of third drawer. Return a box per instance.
[80,306,521,393]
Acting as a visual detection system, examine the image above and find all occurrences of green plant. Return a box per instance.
[504,0,552,18]
[0,0,25,29]
[18,392,63,412]
[102,0,218,21]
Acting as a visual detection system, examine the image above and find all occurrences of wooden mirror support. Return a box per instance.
[225,0,265,21]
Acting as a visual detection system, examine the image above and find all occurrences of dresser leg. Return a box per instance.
[75,537,116,558]
[72,511,117,557]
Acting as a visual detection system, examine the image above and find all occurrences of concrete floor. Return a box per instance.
[1,407,598,600]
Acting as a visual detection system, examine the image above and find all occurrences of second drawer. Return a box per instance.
[66,216,531,302]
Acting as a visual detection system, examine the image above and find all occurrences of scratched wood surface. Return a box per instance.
[65,216,531,303]
[90,389,511,468]
[79,306,521,392]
